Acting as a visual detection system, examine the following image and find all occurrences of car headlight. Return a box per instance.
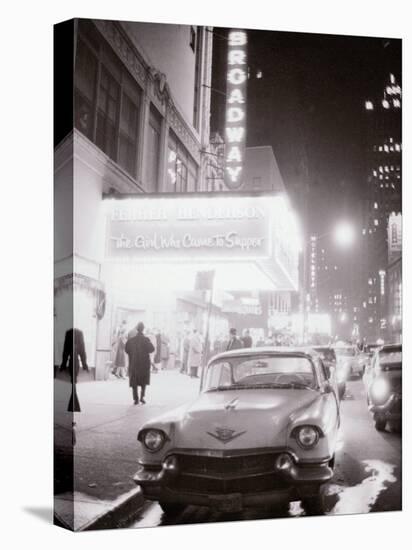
[371,378,390,404]
[294,425,320,449]
[141,429,166,452]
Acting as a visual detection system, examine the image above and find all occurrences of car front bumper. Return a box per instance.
[134,456,333,510]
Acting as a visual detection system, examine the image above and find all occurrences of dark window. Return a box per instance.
[190,26,196,52]
[192,27,202,129]
[96,66,119,159]
[167,131,198,193]
[74,23,142,179]
[144,106,162,190]
[118,86,139,175]
[74,38,98,140]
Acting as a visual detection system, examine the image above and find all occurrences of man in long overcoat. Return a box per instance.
[125,322,155,405]
[60,328,89,411]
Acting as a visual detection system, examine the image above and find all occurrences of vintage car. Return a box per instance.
[363,343,402,431]
[333,343,363,379]
[134,347,341,515]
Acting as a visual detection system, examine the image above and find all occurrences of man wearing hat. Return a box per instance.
[125,322,155,405]
[226,328,243,351]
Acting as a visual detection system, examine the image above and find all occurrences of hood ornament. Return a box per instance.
[225,397,239,411]
[207,426,246,444]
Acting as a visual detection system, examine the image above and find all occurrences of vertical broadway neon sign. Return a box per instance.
[225,29,247,189]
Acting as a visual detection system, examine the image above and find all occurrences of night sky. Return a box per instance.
[211,28,402,241]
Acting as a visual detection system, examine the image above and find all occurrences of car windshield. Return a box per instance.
[379,348,402,367]
[203,354,317,392]
[335,348,355,357]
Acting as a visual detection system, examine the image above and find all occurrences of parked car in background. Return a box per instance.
[362,343,381,372]
[134,347,340,515]
[363,344,402,431]
[312,346,345,400]
[333,343,363,379]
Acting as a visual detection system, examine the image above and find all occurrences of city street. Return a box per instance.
[128,377,401,527]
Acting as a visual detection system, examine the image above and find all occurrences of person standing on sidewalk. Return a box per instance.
[160,332,170,370]
[125,322,155,405]
[113,322,127,379]
[226,328,243,351]
[188,328,202,378]
[241,329,253,348]
[181,330,190,374]
[60,327,89,412]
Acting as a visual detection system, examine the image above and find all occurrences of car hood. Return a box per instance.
[144,389,322,450]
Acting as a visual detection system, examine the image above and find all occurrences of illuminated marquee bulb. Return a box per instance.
[227,146,242,163]
[228,50,246,65]
[228,68,247,85]
[228,89,245,104]
[227,107,244,123]
[229,31,247,46]
[226,127,244,143]
[226,166,242,182]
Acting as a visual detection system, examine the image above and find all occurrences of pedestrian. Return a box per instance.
[241,329,253,348]
[226,328,243,351]
[256,335,265,347]
[153,329,162,371]
[188,329,202,378]
[125,322,155,405]
[113,322,127,379]
[60,327,89,412]
[146,328,158,373]
[181,330,190,374]
[160,332,170,370]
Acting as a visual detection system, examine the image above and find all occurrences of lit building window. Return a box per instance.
[374,202,378,209]
[384,145,389,152]
[368,278,373,285]
[393,99,401,108]
[374,219,379,226]
[390,73,395,84]
[379,166,383,173]
[369,317,374,324]
[365,101,374,110]
[373,170,377,177]
[389,137,393,143]
[384,166,389,172]
[395,144,401,151]
[378,146,383,152]
[362,228,366,235]
[382,99,390,109]
[363,302,367,308]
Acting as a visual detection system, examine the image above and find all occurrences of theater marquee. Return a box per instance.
[105,195,272,261]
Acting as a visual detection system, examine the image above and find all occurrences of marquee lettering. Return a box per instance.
[224,29,247,188]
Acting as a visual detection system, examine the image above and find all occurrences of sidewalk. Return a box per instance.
[54,369,200,530]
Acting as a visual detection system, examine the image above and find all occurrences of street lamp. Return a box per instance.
[333,221,356,248]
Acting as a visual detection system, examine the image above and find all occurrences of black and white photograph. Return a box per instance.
[52,16,403,531]
[4,2,409,547]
